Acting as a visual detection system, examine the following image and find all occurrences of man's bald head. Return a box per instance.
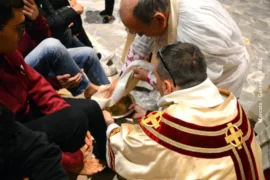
[119,0,137,22]
[119,0,170,25]
[119,0,170,37]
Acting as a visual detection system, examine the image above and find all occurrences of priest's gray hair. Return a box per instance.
[156,42,208,89]
[133,0,170,24]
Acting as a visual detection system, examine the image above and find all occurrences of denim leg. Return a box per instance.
[24,38,90,96]
[68,47,110,85]
[71,37,85,48]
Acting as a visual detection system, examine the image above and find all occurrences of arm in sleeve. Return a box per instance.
[120,35,157,86]
[27,14,52,44]
[14,122,69,180]
[17,52,69,115]
[120,35,154,73]
[49,0,69,9]
[46,77,62,91]
[177,1,246,83]
[60,150,84,171]
[38,0,77,32]
[106,123,159,179]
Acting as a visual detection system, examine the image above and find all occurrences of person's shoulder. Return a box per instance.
[4,50,24,66]
[179,0,222,13]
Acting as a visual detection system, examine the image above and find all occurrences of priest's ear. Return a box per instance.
[152,12,167,28]
[162,80,174,96]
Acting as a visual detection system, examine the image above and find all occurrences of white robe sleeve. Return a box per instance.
[121,35,153,73]
[120,35,157,86]
[106,123,163,179]
[177,0,249,94]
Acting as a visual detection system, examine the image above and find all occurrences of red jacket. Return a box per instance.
[0,51,83,170]
[0,51,68,116]
[18,14,61,90]
[15,14,84,169]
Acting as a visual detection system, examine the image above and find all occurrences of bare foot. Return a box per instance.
[67,131,106,175]
[98,85,112,99]
[69,158,106,175]
[99,78,119,99]
[84,84,100,99]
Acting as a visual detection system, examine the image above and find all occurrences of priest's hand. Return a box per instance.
[132,67,148,81]
[102,110,115,126]
[129,104,147,119]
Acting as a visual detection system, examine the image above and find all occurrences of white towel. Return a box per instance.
[92,61,154,109]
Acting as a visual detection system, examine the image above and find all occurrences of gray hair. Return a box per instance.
[156,42,208,89]
[133,0,170,24]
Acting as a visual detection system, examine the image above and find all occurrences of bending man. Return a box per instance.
[107,0,249,98]
[103,42,263,179]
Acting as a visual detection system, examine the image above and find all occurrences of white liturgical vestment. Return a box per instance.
[106,79,264,180]
[121,0,250,97]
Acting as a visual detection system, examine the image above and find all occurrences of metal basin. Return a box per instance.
[105,94,135,119]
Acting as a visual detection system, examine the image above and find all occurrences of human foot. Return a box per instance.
[98,85,112,99]
[103,16,112,23]
[84,84,100,99]
[68,137,106,175]
[69,158,106,175]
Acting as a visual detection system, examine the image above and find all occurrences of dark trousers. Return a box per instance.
[76,28,93,48]
[26,99,107,159]
[0,122,69,180]
[104,0,115,16]
[64,98,107,159]
[54,7,94,48]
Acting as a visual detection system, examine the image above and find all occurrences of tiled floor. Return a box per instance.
[76,0,270,179]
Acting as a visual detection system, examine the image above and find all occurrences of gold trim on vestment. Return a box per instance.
[142,112,164,129]
[162,103,243,136]
[225,123,244,150]
[109,128,121,138]
[232,148,246,180]
[243,142,256,180]
[140,104,252,154]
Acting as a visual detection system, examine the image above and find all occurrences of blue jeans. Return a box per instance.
[25,38,109,96]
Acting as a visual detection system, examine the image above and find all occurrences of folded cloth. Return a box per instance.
[92,60,154,109]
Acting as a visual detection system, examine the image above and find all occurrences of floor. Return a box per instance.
[74,0,270,179]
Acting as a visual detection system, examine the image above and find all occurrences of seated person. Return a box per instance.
[0,103,69,180]
[35,0,92,49]
[103,42,264,179]
[19,0,110,99]
[46,0,93,47]
[0,0,105,175]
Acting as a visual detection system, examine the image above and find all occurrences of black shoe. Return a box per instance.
[99,10,110,16]
[103,16,112,23]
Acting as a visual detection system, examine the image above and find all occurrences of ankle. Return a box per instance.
[99,10,110,16]
[84,85,99,99]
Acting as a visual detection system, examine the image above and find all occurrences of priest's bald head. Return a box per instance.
[119,0,170,37]
[154,42,208,96]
